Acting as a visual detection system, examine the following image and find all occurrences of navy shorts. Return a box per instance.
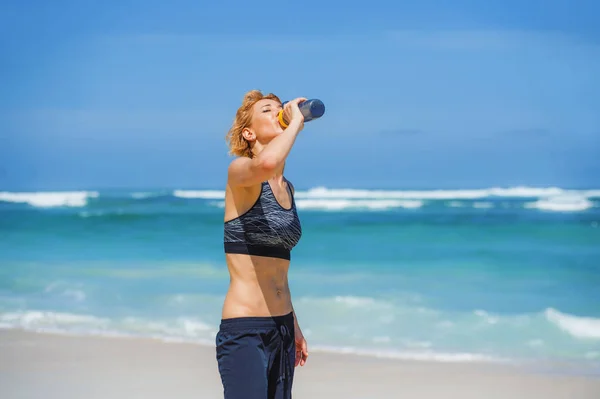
[215,312,296,399]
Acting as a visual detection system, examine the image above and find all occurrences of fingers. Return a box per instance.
[301,341,308,366]
[281,97,307,128]
[294,340,308,367]
[294,97,308,104]
[285,97,307,106]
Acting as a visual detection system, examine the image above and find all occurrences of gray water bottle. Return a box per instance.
[278,99,325,127]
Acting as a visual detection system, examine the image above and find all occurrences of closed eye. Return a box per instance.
[262,105,281,113]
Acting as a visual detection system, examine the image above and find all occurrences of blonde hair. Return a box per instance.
[225,90,281,158]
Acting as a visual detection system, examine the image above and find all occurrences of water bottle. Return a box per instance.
[278,99,325,128]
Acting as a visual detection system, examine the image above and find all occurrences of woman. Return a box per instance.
[216,90,309,399]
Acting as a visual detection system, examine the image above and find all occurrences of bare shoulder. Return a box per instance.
[227,156,253,176]
[227,156,273,188]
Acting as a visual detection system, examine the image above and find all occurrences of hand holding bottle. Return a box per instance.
[280,97,307,130]
[278,98,325,128]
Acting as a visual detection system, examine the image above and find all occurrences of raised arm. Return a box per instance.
[228,98,306,187]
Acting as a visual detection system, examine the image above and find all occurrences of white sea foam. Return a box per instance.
[545,308,600,339]
[0,191,98,207]
[295,186,567,200]
[309,345,503,363]
[78,209,130,218]
[582,190,600,198]
[525,195,594,212]
[209,199,422,211]
[2,187,598,208]
[0,311,110,330]
[298,295,394,311]
[173,190,225,199]
[44,281,86,302]
[205,195,597,212]
[173,186,599,207]
[0,309,504,364]
[3,306,598,366]
[333,295,379,308]
[131,192,164,199]
[119,316,213,337]
[295,199,423,210]
[0,310,218,344]
[165,186,596,201]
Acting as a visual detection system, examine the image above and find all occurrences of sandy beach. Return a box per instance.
[0,329,598,399]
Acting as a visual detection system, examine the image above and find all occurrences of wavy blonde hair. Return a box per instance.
[225,90,281,158]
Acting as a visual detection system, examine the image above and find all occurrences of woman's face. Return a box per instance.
[246,98,284,143]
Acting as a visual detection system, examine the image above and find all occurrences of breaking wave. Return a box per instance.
[2,186,597,213]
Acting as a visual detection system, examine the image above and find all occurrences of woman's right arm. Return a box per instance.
[228,98,306,187]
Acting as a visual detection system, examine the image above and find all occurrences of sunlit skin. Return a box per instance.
[222,97,309,367]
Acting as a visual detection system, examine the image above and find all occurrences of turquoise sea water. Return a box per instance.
[1,186,599,374]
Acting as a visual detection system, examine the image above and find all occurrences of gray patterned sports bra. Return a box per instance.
[223,178,302,261]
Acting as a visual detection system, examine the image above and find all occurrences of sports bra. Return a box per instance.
[223,178,302,260]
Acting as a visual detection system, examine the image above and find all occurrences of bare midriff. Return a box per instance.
[221,253,293,319]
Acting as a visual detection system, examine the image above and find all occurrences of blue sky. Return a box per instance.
[1,0,599,190]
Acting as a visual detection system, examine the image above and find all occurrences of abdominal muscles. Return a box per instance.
[221,254,293,319]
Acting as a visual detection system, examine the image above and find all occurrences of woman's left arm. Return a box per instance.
[292,308,309,367]
[288,181,307,366]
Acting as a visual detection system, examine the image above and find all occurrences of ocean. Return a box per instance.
[1,186,599,374]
